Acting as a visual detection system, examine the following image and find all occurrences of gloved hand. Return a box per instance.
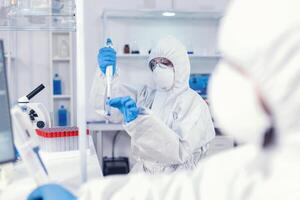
[108,96,139,123]
[98,47,116,75]
[27,184,76,200]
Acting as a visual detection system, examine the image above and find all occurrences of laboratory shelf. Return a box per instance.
[4,53,15,60]
[117,54,149,58]
[0,17,76,32]
[117,54,221,59]
[189,54,221,59]
[86,121,221,132]
[0,2,76,32]
[0,26,75,32]
[102,9,223,20]
[53,95,71,99]
[7,10,75,17]
[87,121,124,131]
[53,57,70,62]
[50,32,75,127]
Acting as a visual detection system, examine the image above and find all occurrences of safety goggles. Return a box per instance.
[149,57,174,71]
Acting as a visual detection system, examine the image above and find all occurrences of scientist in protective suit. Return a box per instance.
[89,36,215,174]
[27,0,300,199]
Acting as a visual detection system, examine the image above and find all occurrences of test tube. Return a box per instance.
[50,131,53,152]
[66,131,70,151]
[54,131,57,152]
[58,131,61,152]
[41,130,45,151]
[44,132,48,152]
[57,131,60,152]
[57,130,61,152]
[41,130,44,151]
[74,129,78,150]
[62,128,66,151]
[43,132,46,151]
[70,130,73,151]
[62,131,66,152]
[60,130,63,152]
[73,129,76,150]
[47,131,50,152]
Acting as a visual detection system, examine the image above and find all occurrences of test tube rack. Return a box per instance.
[36,127,90,152]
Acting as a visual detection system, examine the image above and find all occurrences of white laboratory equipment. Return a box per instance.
[11,105,49,185]
[18,84,52,129]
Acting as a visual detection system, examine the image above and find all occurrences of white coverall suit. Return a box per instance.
[89,36,215,174]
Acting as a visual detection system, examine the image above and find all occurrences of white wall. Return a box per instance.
[0,31,51,107]
[175,0,228,11]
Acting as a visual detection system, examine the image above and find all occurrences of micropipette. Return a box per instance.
[105,38,114,117]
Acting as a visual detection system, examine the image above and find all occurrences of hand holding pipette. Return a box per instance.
[97,38,116,117]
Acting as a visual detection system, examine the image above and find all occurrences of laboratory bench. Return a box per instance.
[86,121,235,166]
[87,121,125,168]
[0,149,102,200]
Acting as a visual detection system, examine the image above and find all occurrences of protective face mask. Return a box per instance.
[208,62,271,144]
[152,64,175,91]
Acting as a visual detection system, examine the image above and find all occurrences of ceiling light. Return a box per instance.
[162,12,176,17]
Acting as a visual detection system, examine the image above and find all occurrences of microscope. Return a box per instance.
[18,84,51,129]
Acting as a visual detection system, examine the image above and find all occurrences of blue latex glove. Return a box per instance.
[27,184,76,200]
[108,96,139,123]
[98,47,116,75]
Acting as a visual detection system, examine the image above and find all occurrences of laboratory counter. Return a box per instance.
[87,121,235,166]
[0,150,102,200]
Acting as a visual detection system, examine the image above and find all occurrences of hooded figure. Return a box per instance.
[27,0,300,199]
[77,0,300,198]
[89,36,215,174]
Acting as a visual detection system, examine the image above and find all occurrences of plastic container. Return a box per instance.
[36,127,90,152]
[186,40,194,55]
[123,44,130,54]
[189,74,210,99]
[53,73,62,95]
[131,40,140,54]
[52,0,64,14]
[59,39,69,58]
[58,105,68,126]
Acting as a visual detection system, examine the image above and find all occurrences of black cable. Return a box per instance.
[112,131,121,159]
